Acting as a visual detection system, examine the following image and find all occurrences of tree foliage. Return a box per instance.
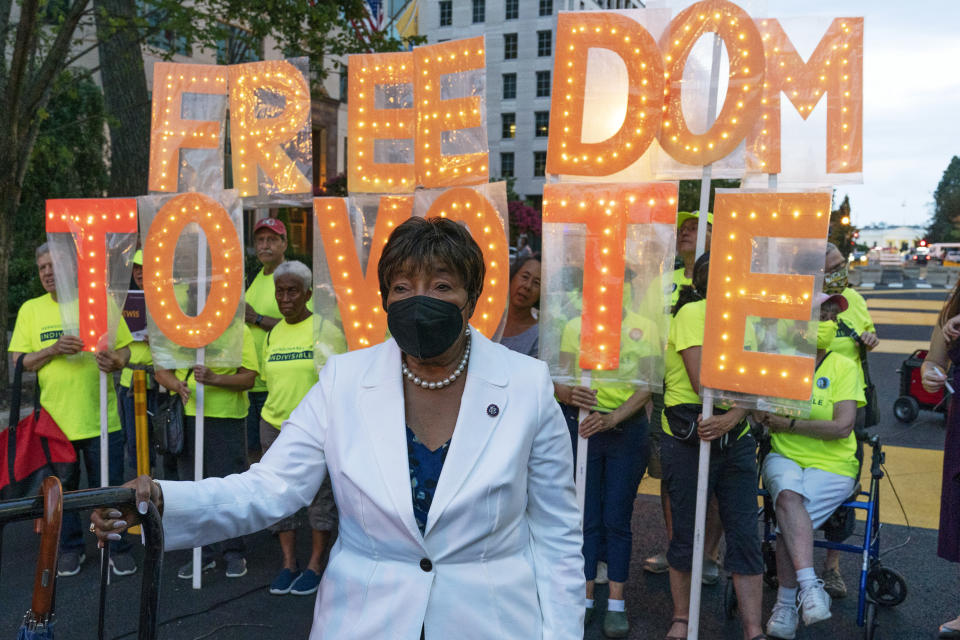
[677,178,740,213]
[828,194,856,257]
[927,156,960,243]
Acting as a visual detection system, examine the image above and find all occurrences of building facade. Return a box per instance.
[418,0,645,207]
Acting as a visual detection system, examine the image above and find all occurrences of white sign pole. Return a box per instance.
[192,234,208,590]
[687,32,723,640]
[574,371,592,515]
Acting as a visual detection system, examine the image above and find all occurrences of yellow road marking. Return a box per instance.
[639,445,944,529]
[866,299,946,312]
[871,339,929,355]
[858,288,949,296]
[868,310,938,325]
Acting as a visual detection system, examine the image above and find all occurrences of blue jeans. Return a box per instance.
[60,429,131,554]
[563,403,649,584]
[245,391,268,454]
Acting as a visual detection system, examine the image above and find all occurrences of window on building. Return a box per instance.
[536,70,551,98]
[141,1,191,56]
[504,33,518,60]
[439,1,452,26]
[339,67,348,103]
[216,23,260,64]
[472,0,485,23]
[533,151,547,177]
[502,113,516,139]
[505,0,518,20]
[535,111,550,137]
[502,73,517,100]
[537,30,552,57]
[539,0,553,16]
[501,152,515,178]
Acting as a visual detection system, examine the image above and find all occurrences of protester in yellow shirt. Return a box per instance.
[754,293,865,639]
[259,261,346,596]
[659,252,764,640]
[243,217,288,460]
[9,243,133,577]
[154,325,259,580]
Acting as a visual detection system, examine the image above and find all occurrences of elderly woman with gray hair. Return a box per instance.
[259,260,346,596]
[92,217,583,639]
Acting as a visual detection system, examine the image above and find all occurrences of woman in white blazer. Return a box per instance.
[92,217,585,639]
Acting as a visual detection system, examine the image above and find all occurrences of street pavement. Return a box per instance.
[1,281,956,639]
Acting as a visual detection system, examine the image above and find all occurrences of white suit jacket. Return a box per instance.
[159,329,585,639]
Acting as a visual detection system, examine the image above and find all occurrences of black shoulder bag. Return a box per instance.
[839,319,879,428]
[152,370,190,455]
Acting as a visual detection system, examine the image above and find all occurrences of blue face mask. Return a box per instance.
[387,295,465,359]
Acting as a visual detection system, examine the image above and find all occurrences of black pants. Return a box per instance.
[178,416,248,560]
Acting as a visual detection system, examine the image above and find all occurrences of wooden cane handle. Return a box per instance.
[31,476,63,617]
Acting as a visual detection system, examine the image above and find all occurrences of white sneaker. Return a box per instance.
[594,561,609,585]
[765,601,799,639]
[798,580,832,626]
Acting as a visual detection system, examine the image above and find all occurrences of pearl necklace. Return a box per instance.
[401,328,471,390]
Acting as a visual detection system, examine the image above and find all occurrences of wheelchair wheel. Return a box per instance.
[864,601,878,640]
[723,578,737,620]
[893,396,919,423]
[866,566,907,607]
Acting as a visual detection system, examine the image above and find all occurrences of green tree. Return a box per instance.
[927,156,960,243]
[10,70,111,318]
[1,0,415,391]
[828,194,856,257]
[677,178,740,213]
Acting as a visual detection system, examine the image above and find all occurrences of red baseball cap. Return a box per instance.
[816,292,848,312]
[254,217,287,237]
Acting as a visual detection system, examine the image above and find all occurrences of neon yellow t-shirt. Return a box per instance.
[662,299,754,437]
[119,341,152,388]
[245,268,281,392]
[671,267,692,307]
[9,293,133,441]
[770,351,866,478]
[834,287,874,386]
[261,316,346,429]
[559,311,659,412]
[174,325,260,419]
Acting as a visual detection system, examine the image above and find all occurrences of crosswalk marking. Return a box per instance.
[865,299,946,311]
[870,339,929,355]
[868,310,939,326]
[639,445,944,529]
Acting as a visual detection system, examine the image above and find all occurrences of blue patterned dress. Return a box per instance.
[407,425,451,535]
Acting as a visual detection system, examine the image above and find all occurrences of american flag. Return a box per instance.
[351,0,386,51]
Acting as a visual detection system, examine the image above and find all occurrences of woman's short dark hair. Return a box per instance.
[378,217,485,306]
[509,253,541,284]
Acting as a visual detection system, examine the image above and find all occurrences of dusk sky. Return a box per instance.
[766,0,960,229]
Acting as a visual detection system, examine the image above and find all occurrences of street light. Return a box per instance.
[841,215,850,225]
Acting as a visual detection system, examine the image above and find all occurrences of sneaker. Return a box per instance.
[177,559,216,579]
[602,609,629,638]
[702,557,720,586]
[595,561,609,585]
[269,568,301,595]
[822,567,847,599]
[643,552,669,574]
[109,552,138,577]
[765,601,799,640]
[58,551,86,577]
[224,556,248,578]
[290,568,321,595]
[798,580,832,626]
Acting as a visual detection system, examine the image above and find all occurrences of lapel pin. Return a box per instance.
[486,404,499,417]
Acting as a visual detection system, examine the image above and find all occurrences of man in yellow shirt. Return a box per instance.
[244,217,288,460]
[9,244,133,577]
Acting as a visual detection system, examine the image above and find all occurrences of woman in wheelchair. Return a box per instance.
[753,293,866,640]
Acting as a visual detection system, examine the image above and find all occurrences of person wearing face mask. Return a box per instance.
[821,242,878,598]
[90,217,584,640]
[753,293,866,640]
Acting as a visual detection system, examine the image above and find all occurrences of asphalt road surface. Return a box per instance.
[1,283,955,640]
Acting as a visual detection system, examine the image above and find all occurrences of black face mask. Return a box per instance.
[387,295,465,359]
